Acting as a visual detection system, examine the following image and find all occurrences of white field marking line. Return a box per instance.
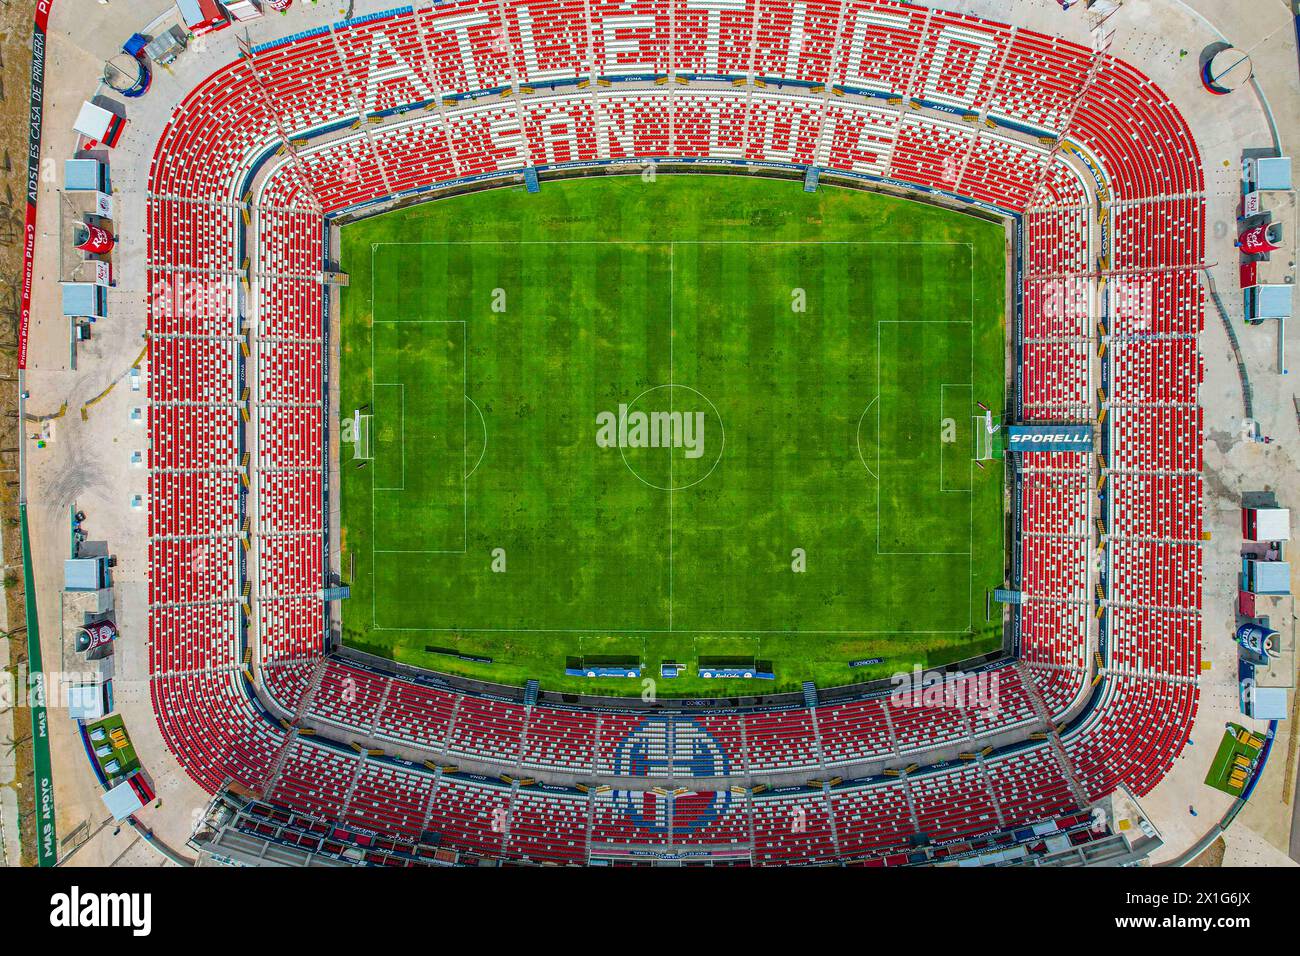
[372,313,469,533]
[959,249,1005,633]
[669,241,674,633]
[368,249,469,597]
[372,320,467,545]
[370,241,977,247]
[874,320,975,558]
[371,382,406,491]
[854,396,880,481]
[968,414,979,461]
[617,384,726,491]
[967,246,975,632]
[464,395,488,480]
[938,383,974,494]
[361,240,990,636]
[353,412,376,461]
[373,550,471,554]
[369,625,977,635]
[970,415,989,460]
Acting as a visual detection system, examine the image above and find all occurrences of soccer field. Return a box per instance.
[337,176,1008,696]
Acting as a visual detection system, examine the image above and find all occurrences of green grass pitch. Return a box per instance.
[337,175,1008,696]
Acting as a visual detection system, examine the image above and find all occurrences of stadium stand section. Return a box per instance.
[147,0,1204,866]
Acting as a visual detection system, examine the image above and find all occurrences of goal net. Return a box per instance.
[972,411,998,461]
[351,411,373,461]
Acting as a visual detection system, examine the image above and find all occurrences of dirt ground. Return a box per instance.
[1188,835,1226,867]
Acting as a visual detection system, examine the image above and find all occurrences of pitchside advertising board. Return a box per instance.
[1005,425,1094,454]
[20,1,54,370]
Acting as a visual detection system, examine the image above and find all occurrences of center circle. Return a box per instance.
[617,384,725,491]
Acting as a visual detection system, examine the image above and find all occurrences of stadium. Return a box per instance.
[3,0,1298,883]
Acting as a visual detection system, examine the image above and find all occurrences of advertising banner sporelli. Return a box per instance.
[1005,425,1094,454]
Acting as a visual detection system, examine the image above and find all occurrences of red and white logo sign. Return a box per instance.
[81,620,117,651]
[76,222,114,254]
[1240,223,1281,255]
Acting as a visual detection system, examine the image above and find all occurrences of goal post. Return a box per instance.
[351,411,373,460]
[972,411,1003,461]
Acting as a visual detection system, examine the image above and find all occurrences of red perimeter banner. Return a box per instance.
[19,2,55,370]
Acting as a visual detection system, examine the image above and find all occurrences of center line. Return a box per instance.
[669,241,675,633]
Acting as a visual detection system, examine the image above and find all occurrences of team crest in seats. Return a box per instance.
[612,716,731,834]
